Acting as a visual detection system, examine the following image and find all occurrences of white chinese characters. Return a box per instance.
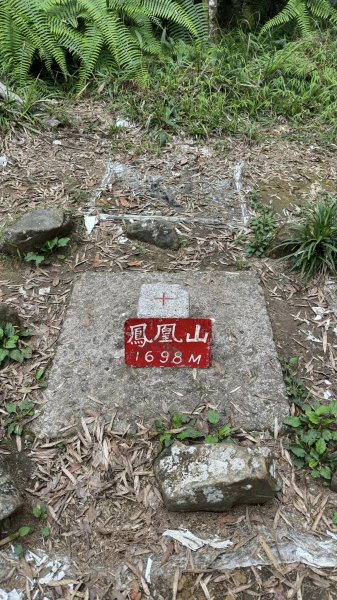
[127,322,209,346]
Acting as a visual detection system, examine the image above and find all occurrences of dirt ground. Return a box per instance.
[1,99,337,599]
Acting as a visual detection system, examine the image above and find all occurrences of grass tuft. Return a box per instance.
[109,30,337,140]
[280,196,337,280]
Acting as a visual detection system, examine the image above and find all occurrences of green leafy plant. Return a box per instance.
[35,369,48,389]
[282,357,309,408]
[41,525,50,539]
[32,503,48,520]
[32,504,50,539]
[332,512,337,525]
[279,198,337,280]
[14,543,25,558]
[261,0,337,36]
[0,0,207,88]
[23,236,70,266]
[0,323,33,366]
[154,409,233,448]
[0,526,32,553]
[246,201,276,257]
[5,400,35,436]
[284,400,337,480]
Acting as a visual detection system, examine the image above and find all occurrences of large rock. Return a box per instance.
[0,468,22,521]
[0,304,21,329]
[267,223,298,259]
[154,442,279,511]
[125,220,180,250]
[0,209,74,255]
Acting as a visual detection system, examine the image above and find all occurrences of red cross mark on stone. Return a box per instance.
[154,291,174,306]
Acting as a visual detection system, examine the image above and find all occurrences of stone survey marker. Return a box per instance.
[37,272,289,437]
[125,283,212,368]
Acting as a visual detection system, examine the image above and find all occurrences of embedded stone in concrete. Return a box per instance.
[0,467,22,521]
[0,208,73,254]
[154,442,279,511]
[137,284,189,318]
[125,220,180,250]
[36,272,289,438]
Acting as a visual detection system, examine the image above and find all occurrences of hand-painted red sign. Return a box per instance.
[124,318,212,368]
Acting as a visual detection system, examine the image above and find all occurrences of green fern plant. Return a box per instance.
[0,0,207,87]
[261,0,337,36]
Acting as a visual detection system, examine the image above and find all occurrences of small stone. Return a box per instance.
[233,570,247,585]
[154,442,279,512]
[0,468,22,521]
[0,304,22,329]
[125,220,180,250]
[0,208,74,255]
[42,117,63,128]
[330,470,337,492]
[267,223,298,259]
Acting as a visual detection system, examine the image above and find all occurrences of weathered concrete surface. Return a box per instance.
[37,272,289,437]
[0,467,22,521]
[154,442,279,511]
[0,209,73,254]
[122,525,337,592]
[93,160,247,226]
[138,284,189,318]
[125,220,180,250]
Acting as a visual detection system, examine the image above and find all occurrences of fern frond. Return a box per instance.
[261,0,337,36]
[0,0,207,87]
[308,0,337,23]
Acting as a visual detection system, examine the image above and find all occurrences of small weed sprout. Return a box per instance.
[284,401,337,481]
[279,197,337,280]
[282,358,337,481]
[32,504,50,541]
[0,323,33,367]
[282,357,309,407]
[154,409,233,448]
[23,236,70,267]
[5,399,35,436]
[1,526,32,557]
[246,197,276,257]
[32,503,48,520]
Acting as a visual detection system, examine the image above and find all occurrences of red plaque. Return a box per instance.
[124,318,212,368]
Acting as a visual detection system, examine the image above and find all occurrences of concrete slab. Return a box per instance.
[90,160,249,229]
[37,272,289,438]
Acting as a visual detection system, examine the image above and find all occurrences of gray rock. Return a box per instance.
[267,223,298,259]
[0,208,74,255]
[154,442,279,512]
[331,470,337,492]
[0,469,22,521]
[0,304,21,329]
[125,220,180,250]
